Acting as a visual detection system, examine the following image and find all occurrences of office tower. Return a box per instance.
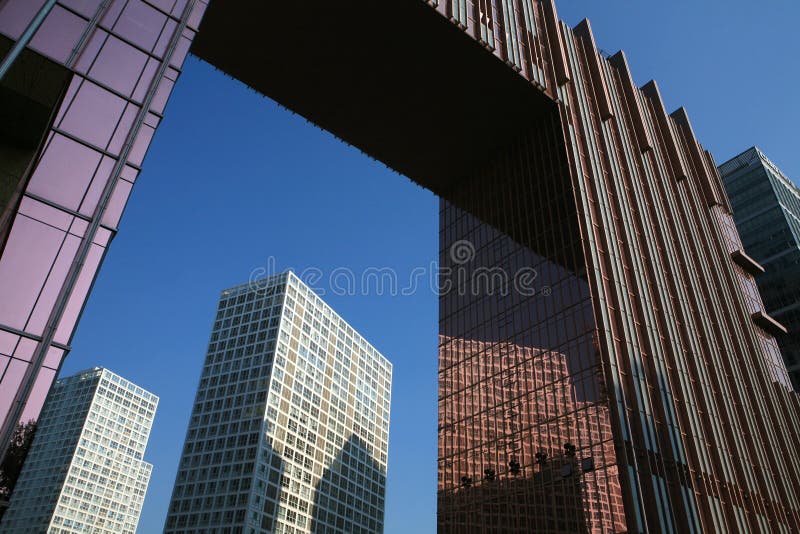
[0,367,157,533]
[165,272,392,534]
[719,148,800,389]
[2,1,800,532]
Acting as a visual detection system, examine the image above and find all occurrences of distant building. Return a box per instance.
[165,272,392,534]
[0,368,157,533]
[719,147,800,389]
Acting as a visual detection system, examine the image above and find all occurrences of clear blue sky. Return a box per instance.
[59,2,799,532]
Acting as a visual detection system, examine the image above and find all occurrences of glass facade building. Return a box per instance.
[719,147,800,389]
[1,1,800,532]
[165,273,392,534]
[0,0,207,460]
[0,367,157,533]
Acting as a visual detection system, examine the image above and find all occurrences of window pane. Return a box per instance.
[113,0,167,52]
[26,133,103,211]
[29,5,87,64]
[59,80,126,149]
[0,215,65,330]
[89,35,148,96]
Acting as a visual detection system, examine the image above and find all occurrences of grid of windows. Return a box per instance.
[166,272,391,534]
[720,147,800,390]
[0,368,157,533]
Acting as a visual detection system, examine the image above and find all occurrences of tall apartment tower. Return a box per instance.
[0,367,157,533]
[719,148,800,389]
[165,272,392,534]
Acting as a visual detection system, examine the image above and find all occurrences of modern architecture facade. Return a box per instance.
[0,367,157,533]
[165,272,391,534]
[0,0,206,460]
[0,1,799,532]
[719,147,800,389]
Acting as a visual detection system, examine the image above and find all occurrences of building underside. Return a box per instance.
[1,0,799,532]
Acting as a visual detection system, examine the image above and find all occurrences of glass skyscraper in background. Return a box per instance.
[165,273,392,534]
[0,367,157,533]
[719,147,800,389]
[1,1,799,532]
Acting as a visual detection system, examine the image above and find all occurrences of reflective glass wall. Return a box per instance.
[437,116,626,533]
[0,0,206,454]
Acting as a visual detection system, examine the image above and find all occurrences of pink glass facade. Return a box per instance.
[0,0,206,454]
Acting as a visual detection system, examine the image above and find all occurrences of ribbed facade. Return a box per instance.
[433,1,800,532]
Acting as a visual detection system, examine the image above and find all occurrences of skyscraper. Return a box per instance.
[2,1,800,532]
[0,367,157,533]
[165,272,392,534]
[718,147,800,389]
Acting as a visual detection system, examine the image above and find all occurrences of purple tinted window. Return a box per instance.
[187,1,207,30]
[0,332,19,357]
[20,366,56,422]
[100,0,126,28]
[133,57,160,102]
[74,27,108,74]
[151,77,175,114]
[79,156,116,216]
[69,218,89,238]
[169,33,192,69]
[0,0,45,40]
[55,78,81,126]
[18,197,72,232]
[26,234,80,336]
[54,244,104,345]
[101,179,133,228]
[128,124,155,166]
[94,227,112,247]
[108,103,139,155]
[59,80,126,149]
[43,346,64,370]
[149,0,176,13]
[26,134,103,211]
[0,216,65,330]
[29,5,87,64]
[13,338,37,363]
[60,0,105,18]
[172,0,189,17]
[0,360,28,425]
[114,0,167,52]
[121,164,140,183]
[90,35,149,96]
[154,18,178,58]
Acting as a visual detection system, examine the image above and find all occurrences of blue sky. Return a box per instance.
[60,2,799,532]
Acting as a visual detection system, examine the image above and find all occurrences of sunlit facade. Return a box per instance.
[165,273,391,534]
[0,367,157,533]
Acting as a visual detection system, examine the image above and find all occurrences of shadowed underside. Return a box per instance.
[191,0,556,195]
